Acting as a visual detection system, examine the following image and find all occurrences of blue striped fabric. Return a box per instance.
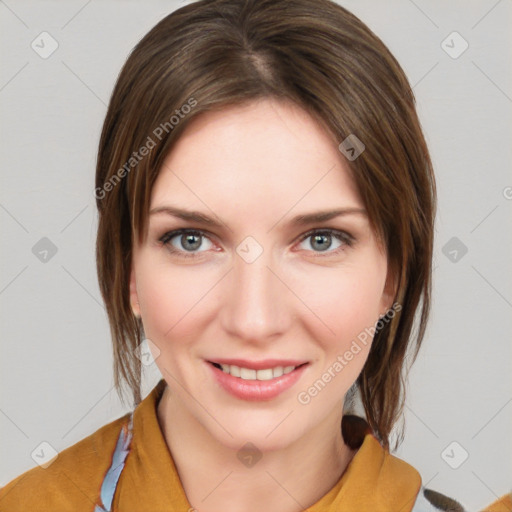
[93,413,134,512]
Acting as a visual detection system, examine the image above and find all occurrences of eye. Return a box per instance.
[159,229,214,258]
[297,229,354,255]
[158,227,355,259]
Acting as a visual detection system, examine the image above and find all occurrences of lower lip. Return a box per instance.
[207,362,308,401]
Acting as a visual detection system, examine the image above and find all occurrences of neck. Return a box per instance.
[157,385,356,512]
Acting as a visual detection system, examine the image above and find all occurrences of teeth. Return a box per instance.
[256,369,273,380]
[215,363,298,380]
[273,366,283,378]
[240,367,256,380]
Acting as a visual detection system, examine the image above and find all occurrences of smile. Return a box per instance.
[206,359,309,401]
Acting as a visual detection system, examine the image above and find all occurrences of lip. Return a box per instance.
[207,358,308,370]
[206,360,309,401]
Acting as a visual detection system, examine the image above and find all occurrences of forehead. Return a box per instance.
[150,99,363,218]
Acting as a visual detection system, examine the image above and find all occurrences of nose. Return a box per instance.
[219,243,290,345]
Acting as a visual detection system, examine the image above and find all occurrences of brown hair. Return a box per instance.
[95,0,436,451]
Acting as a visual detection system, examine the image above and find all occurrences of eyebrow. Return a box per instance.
[149,205,367,228]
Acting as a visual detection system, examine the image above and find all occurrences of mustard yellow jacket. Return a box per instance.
[1,379,510,511]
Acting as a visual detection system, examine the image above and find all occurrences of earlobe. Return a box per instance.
[129,267,141,318]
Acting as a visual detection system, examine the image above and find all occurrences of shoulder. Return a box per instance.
[0,412,130,511]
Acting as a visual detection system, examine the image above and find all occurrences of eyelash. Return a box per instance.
[158,228,354,259]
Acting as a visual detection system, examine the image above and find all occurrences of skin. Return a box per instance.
[129,98,396,512]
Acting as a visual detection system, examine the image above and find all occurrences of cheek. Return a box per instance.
[137,259,215,344]
[136,261,185,338]
[294,261,385,344]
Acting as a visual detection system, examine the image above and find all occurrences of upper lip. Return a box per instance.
[208,358,308,370]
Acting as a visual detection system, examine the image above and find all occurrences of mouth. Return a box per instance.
[206,359,309,401]
[209,361,307,381]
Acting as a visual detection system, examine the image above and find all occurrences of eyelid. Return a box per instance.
[296,227,354,245]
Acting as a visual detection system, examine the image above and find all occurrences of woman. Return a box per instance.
[1,0,510,511]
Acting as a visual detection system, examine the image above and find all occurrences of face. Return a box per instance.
[130,98,395,451]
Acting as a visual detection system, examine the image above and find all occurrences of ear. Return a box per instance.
[129,266,141,317]
[379,264,398,316]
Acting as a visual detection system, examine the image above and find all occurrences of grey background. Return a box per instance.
[1,0,511,509]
